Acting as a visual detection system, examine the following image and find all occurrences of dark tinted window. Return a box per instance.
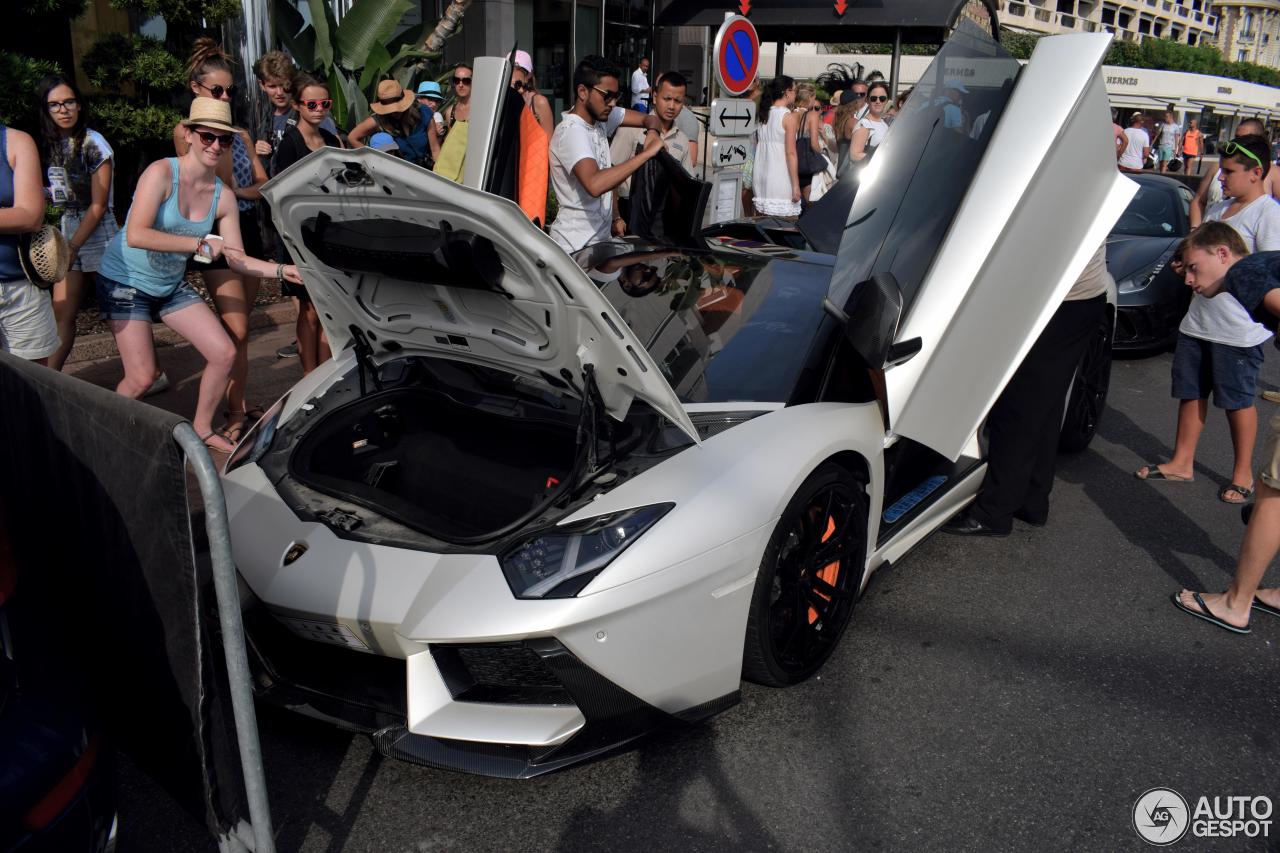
[827,20,1021,314]
[1112,181,1183,237]
[576,241,832,404]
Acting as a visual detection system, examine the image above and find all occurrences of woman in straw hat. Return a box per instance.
[97,97,302,453]
[348,79,439,168]
[0,121,60,363]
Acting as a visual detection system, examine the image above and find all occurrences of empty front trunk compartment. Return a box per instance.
[290,386,580,542]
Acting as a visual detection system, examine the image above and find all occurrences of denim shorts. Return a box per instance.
[1171,332,1265,410]
[60,210,118,273]
[96,272,204,323]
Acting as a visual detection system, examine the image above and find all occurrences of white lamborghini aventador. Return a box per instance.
[223,28,1135,777]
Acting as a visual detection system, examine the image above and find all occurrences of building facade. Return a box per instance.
[1214,0,1280,66]
[998,0,1218,45]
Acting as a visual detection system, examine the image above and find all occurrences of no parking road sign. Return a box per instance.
[714,15,760,97]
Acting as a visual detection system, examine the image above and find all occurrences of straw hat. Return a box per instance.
[370,80,414,115]
[18,225,71,290]
[181,97,237,133]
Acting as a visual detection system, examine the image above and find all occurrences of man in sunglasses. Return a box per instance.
[1189,118,1277,226]
[1138,134,1280,506]
[549,54,663,253]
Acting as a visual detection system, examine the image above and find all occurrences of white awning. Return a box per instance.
[1107,94,1172,111]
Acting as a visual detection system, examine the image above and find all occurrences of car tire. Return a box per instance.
[742,462,867,687]
[1059,308,1114,453]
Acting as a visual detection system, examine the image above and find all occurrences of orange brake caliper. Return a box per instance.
[808,515,840,625]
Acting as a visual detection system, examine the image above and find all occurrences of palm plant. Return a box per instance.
[273,0,451,129]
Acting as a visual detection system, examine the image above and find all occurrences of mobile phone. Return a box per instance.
[192,234,223,264]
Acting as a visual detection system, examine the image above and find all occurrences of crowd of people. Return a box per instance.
[0,46,708,451]
[1,44,1278,626]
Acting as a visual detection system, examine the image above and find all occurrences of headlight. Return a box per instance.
[499,503,674,599]
[225,395,287,473]
[1116,246,1177,294]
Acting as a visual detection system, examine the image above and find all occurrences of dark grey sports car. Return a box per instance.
[1109,173,1195,352]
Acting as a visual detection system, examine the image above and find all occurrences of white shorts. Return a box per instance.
[0,278,60,360]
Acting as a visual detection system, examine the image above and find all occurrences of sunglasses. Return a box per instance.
[198,82,238,99]
[46,98,79,112]
[849,91,867,99]
[194,130,235,148]
[593,86,621,103]
[301,99,332,111]
[868,95,889,103]
[1222,140,1264,170]
[452,75,472,85]
[512,80,532,92]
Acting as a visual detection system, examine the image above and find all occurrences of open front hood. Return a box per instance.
[261,148,699,444]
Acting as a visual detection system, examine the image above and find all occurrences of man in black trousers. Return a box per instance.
[943,243,1110,536]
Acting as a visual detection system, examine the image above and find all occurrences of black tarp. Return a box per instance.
[0,351,248,841]
[654,0,999,43]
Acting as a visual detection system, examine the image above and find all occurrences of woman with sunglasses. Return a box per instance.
[98,98,301,453]
[432,64,474,182]
[349,79,439,169]
[35,75,116,371]
[173,38,270,443]
[849,81,891,163]
[270,74,341,376]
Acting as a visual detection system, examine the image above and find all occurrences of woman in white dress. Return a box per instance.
[751,76,800,217]
[850,80,891,162]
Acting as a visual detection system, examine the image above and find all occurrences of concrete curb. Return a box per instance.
[65,299,298,366]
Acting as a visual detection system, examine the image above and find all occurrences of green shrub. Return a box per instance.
[92,98,184,147]
[107,0,241,28]
[83,34,186,95]
[0,51,63,130]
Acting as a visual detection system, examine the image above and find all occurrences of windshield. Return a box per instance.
[1110,180,1184,238]
[827,20,1021,315]
[576,241,831,404]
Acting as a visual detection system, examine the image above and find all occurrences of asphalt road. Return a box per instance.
[71,326,1280,853]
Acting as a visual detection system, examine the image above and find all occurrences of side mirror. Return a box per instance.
[833,271,921,370]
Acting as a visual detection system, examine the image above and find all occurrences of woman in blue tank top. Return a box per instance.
[98,97,300,453]
[172,38,270,444]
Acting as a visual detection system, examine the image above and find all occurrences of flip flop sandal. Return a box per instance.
[1172,592,1250,634]
[1134,464,1193,482]
[198,430,236,454]
[1218,483,1254,504]
[1252,599,1280,619]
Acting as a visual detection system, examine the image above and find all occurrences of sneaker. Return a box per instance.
[1262,389,1280,404]
[276,340,299,359]
[142,371,170,398]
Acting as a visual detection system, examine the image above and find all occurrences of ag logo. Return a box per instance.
[1134,788,1190,845]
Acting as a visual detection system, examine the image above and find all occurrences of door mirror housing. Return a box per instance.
[831,272,921,370]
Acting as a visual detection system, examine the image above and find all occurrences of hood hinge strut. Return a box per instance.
[348,324,384,397]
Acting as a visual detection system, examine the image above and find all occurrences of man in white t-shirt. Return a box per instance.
[1137,134,1280,505]
[1155,110,1181,173]
[1118,112,1150,173]
[549,55,663,254]
[630,58,651,113]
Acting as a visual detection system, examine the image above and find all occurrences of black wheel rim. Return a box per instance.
[766,483,861,675]
[1072,319,1112,437]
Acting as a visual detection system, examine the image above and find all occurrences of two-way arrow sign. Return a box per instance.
[709,98,756,137]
